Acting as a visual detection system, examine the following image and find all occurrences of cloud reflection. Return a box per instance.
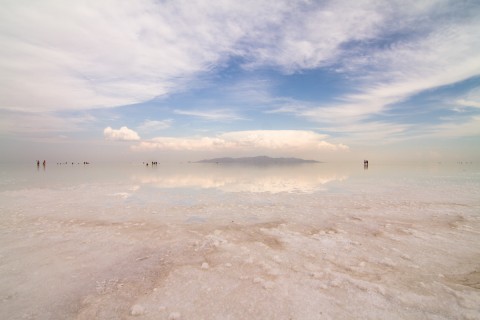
[131,164,348,193]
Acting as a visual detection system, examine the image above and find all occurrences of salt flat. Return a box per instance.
[0,163,479,319]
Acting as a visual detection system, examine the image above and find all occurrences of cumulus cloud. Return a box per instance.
[104,126,140,141]
[132,130,348,152]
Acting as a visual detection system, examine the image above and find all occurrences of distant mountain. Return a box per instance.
[196,156,320,164]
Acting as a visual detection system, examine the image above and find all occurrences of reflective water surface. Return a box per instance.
[1,161,479,319]
[1,161,478,194]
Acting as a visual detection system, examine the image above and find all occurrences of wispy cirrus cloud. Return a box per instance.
[1,0,451,114]
[455,99,480,109]
[0,109,96,134]
[0,0,294,113]
[257,3,480,143]
[302,22,480,125]
[424,116,480,139]
[137,119,173,132]
[173,109,245,121]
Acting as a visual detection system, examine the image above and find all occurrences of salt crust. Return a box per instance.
[1,164,479,319]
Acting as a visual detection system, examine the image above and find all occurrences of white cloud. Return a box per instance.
[1,0,455,114]
[322,121,412,145]
[426,116,480,138]
[138,119,173,132]
[133,168,347,193]
[104,126,140,141]
[264,2,480,141]
[220,130,343,150]
[0,110,95,133]
[456,99,480,109]
[173,109,244,121]
[2,0,479,149]
[132,130,348,152]
[0,0,293,112]
[242,1,386,72]
[302,19,480,125]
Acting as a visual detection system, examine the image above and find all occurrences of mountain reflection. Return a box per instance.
[131,163,348,193]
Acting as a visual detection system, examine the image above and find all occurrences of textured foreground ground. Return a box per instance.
[0,165,479,319]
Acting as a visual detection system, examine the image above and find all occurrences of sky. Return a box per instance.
[1,0,480,163]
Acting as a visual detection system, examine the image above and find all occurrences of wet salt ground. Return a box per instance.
[0,163,479,319]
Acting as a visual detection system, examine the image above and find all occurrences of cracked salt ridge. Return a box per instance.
[1,164,480,319]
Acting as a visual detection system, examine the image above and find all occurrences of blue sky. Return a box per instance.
[1,0,480,162]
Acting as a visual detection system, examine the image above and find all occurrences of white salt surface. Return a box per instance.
[0,162,479,319]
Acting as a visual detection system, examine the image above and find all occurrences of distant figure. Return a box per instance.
[37,160,40,167]
[43,160,46,166]
[364,160,368,169]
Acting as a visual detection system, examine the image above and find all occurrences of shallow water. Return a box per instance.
[1,162,479,319]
